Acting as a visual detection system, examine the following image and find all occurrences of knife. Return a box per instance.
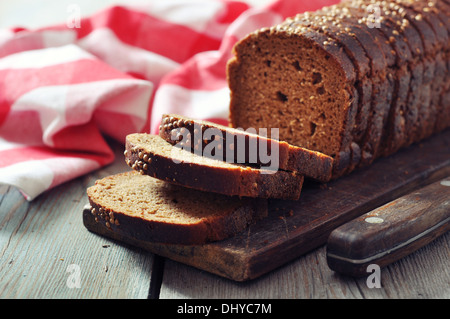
[326,177,450,277]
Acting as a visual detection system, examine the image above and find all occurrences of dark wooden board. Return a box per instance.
[83,130,450,281]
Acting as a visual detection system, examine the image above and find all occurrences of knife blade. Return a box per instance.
[326,176,450,277]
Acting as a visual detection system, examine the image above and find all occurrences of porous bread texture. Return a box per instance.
[227,0,449,179]
[87,171,268,245]
[158,113,334,182]
[228,27,354,159]
[125,133,304,200]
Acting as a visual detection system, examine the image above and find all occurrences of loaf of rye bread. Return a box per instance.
[125,133,304,200]
[87,171,268,245]
[158,113,334,182]
[227,0,449,178]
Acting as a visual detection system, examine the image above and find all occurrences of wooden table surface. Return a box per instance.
[1,140,449,299]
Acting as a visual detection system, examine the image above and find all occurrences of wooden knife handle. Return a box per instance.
[326,177,450,277]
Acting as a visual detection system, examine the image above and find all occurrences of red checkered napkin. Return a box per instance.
[0,0,337,200]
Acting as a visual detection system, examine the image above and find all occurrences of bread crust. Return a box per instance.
[392,3,435,148]
[434,1,450,133]
[400,0,446,142]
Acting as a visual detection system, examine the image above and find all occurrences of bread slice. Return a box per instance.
[125,133,304,200]
[86,171,268,245]
[158,113,333,182]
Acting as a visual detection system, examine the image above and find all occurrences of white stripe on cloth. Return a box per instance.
[0,157,100,201]
[0,43,92,69]
[10,78,152,147]
[131,0,230,39]
[0,29,77,58]
[77,27,180,85]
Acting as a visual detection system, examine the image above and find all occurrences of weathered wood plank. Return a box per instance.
[159,231,450,299]
[0,141,155,299]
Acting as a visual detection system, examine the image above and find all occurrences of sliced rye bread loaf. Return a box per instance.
[158,113,333,182]
[125,133,304,200]
[228,0,449,179]
[87,171,268,245]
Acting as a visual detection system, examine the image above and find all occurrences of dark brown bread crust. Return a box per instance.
[158,114,333,182]
[87,171,268,245]
[375,4,422,156]
[375,2,425,156]
[390,2,435,147]
[125,133,304,200]
[434,1,450,133]
[419,3,448,138]
[399,0,447,141]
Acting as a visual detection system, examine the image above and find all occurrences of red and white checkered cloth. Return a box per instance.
[0,0,337,200]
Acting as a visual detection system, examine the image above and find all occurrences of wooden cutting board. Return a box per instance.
[83,130,450,281]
